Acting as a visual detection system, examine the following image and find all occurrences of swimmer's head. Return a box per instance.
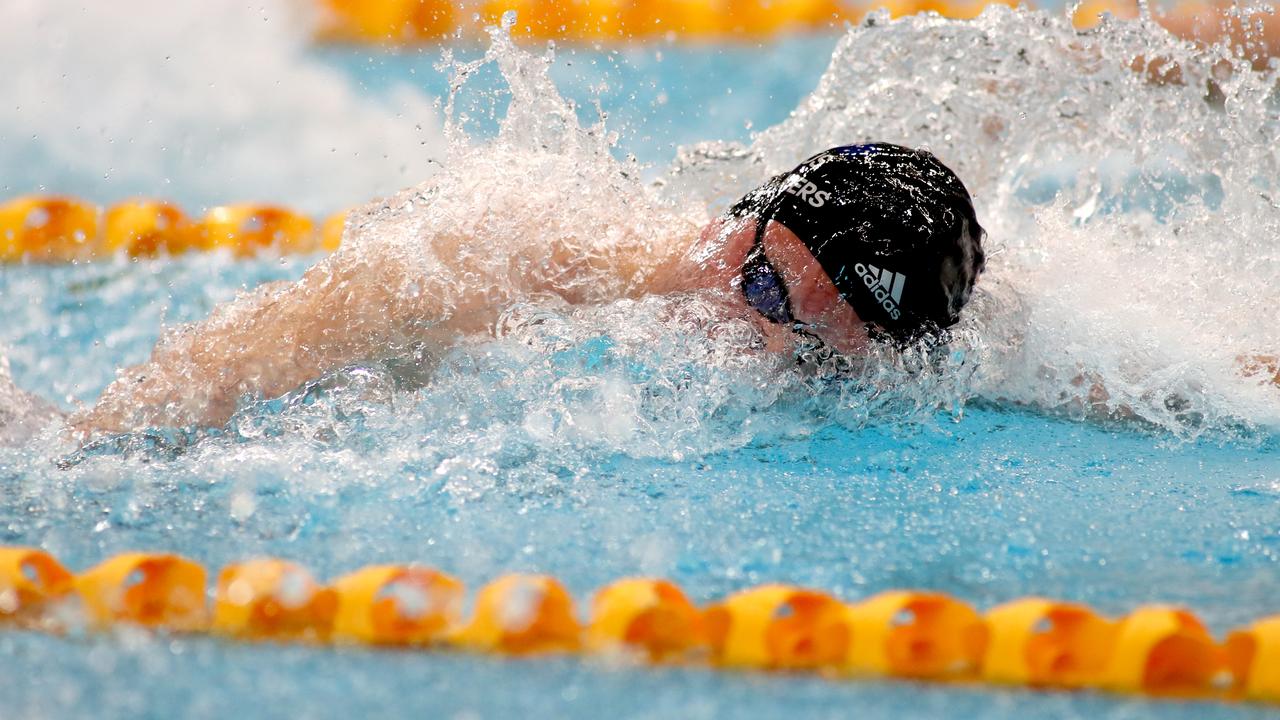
[734,143,986,347]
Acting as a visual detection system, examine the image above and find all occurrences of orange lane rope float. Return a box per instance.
[703,584,849,670]
[586,578,705,661]
[102,200,196,258]
[0,195,346,262]
[979,597,1116,688]
[451,574,583,654]
[842,590,986,679]
[310,0,1198,44]
[0,548,74,627]
[213,558,340,642]
[331,565,465,646]
[198,205,319,258]
[6,547,1280,706]
[0,196,100,264]
[312,0,1110,43]
[73,552,208,631]
[1099,605,1226,696]
[1226,615,1280,702]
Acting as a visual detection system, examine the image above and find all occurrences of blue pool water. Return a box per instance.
[3,3,1280,718]
[3,260,1280,718]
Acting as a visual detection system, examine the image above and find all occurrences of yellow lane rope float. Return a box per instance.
[0,196,100,264]
[703,584,849,670]
[6,547,1280,706]
[451,574,583,654]
[73,553,208,631]
[979,597,1116,688]
[0,195,346,263]
[842,590,985,678]
[587,578,705,661]
[0,548,74,627]
[331,565,465,646]
[311,0,1150,43]
[212,559,339,642]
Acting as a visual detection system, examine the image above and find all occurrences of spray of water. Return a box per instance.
[0,0,445,213]
[2,6,1279,468]
[666,6,1280,433]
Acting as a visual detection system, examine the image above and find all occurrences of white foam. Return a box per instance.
[4,6,1279,451]
[666,7,1280,435]
[0,352,63,446]
[0,0,445,213]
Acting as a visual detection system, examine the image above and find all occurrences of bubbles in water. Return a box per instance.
[0,351,63,446]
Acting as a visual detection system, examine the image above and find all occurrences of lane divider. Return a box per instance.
[0,547,1274,704]
[313,0,1130,44]
[0,195,347,263]
[212,559,338,642]
[74,553,209,631]
[331,565,464,646]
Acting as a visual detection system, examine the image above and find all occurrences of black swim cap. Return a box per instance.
[732,143,986,345]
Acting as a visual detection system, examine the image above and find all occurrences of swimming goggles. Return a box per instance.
[741,229,796,325]
[739,217,834,358]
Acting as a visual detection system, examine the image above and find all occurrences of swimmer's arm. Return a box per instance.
[69,250,435,437]
[1238,354,1280,386]
[1070,355,1279,422]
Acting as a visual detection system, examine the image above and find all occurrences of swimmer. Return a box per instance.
[68,143,987,437]
[52,140,1280,440]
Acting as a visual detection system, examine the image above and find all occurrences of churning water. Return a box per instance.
[1,2,1279,718]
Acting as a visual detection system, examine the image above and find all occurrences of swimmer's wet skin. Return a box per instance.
[69,143,988,438]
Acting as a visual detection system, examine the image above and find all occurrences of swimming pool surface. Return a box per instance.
[2,259,1279,719]
[3,3,1280,718]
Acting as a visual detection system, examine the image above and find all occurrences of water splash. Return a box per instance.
[0,0,444,213]
[0,353,62,446]
[667,6,1280,435]
[4,15,1280,716]
[3,7,1280,472]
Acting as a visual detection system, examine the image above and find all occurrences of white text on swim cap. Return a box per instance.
[781,174,830,208]
[854,263,905,320]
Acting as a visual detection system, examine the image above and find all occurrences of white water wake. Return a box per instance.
[2,5,1279,456]
[664,7,1280,433]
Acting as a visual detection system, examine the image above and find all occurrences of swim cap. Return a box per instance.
[732,143,986,345]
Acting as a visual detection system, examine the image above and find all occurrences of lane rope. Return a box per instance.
[2,547,1278,704]
[312,0,1131,44]
[0,196,346,262]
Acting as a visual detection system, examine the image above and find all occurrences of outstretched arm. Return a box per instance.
[68,170,700,438]
[69,246,435,437]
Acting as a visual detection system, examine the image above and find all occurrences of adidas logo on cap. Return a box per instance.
[854,263,905,320]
